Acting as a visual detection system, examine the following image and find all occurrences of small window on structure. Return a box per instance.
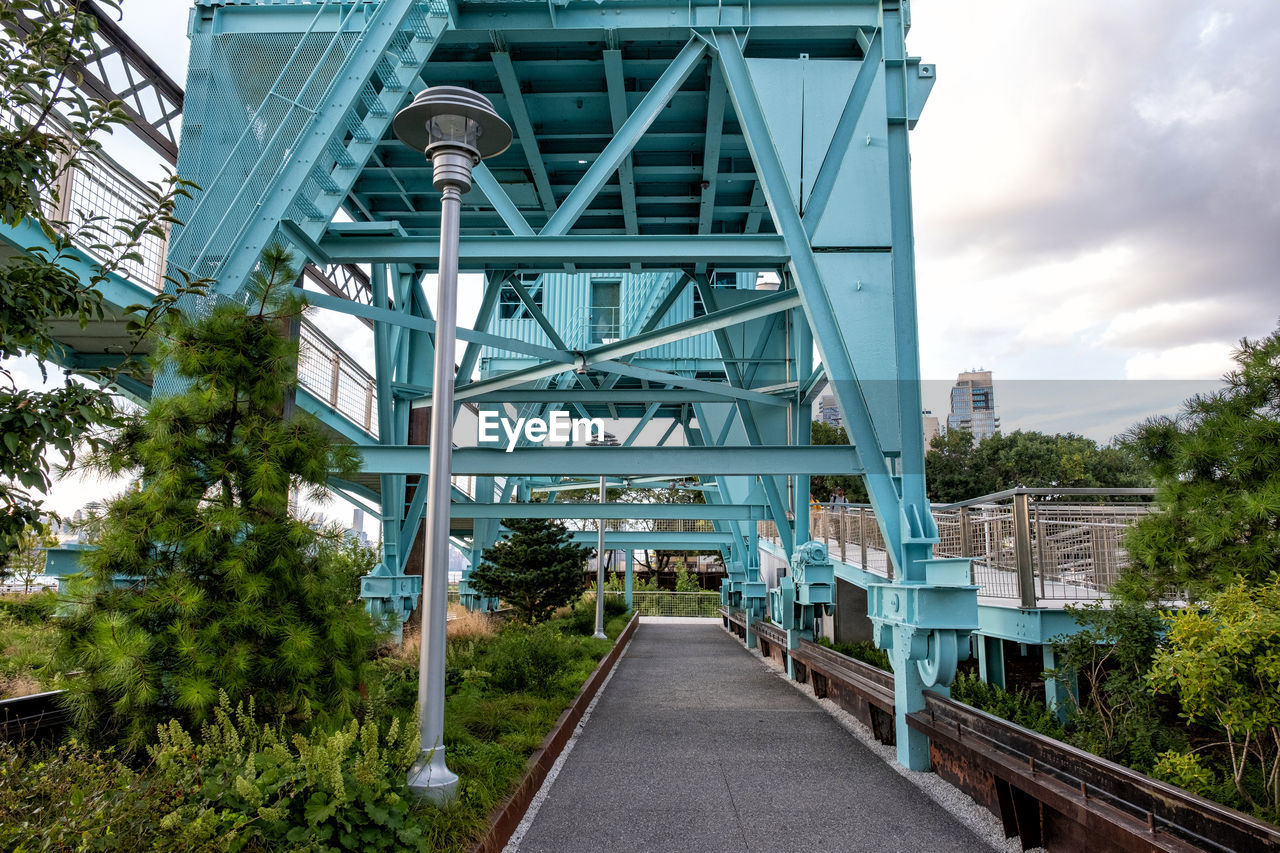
[713,271,737,289]
[692,286,706,318]
[498,279,543,320]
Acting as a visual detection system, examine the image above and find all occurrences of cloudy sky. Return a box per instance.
[18,0,1280,516]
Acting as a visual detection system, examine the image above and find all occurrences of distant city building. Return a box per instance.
[947,370,1000,441]
[817,395,842,428]
[922,410,940,451]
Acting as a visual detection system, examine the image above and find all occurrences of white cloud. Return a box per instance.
[1124,342,1236,380]
[1135,79,1250,130]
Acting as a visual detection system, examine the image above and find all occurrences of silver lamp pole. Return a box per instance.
[393,86,511,803]
[587,432,619,638]
[595,474,607,639]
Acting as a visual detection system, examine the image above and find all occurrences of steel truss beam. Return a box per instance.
[316,233,796,270]
[452,503,767,521]
[358,446,863,477]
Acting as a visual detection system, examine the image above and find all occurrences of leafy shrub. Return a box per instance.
[949,672,1065,739]
[603,593,630,617]
[485,624,575,694]
[0,589,57,624]
[1050,602,1184,772]
[565,599,596,635]
[1149,577,1280,821]
[816,636,891,671]
[0,740,201,852]
[148,694,426,852]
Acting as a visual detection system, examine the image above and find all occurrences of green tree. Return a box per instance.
[1120,328,1280,600]
[809,421,867,503]
[924,428,1149,504]
[1,0,204,558]
[924,428,983,503]
[54,247,374,751]
[1149,577,1280,820]
[470,517,593,624]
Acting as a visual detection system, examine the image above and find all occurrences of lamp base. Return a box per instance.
[407,746,460,803]
[592,631,608,639]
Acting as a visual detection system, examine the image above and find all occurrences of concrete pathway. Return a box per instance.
[511,623,997,853]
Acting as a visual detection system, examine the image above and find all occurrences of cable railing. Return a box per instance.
[761,488,1158,607]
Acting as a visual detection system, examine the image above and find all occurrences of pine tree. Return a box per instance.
[469,518,593,623]
[1119,325,1280,600]
[55,247,376,750]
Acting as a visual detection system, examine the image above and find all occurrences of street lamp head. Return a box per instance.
[393,86,512,191]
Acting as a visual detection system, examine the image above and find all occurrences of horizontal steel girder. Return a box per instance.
[451,503,768,521]
[316,233,794,270]
[358,445,863,477]
[567,531,733,549]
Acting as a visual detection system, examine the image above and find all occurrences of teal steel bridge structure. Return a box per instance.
[5,0,978,772]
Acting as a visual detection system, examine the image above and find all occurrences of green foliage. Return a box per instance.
[3,611,631,853]
[1153,750,1217,799]
[809,421,869,502]
[0,696,427,853]
[0,588,57,625]
[1049,602,1183,772]
[1149,577,1280,820]
[926,428,1150,504]
[673,565,701,592]
[949,673,1066,739]
[0,740,199,852]
[815,636,891,671]
[53,248,375,751]
[1119,328,1280,600]
[470,517,593,623]
[0,605,58,698]
[147,695,426,852]
[0,0,208,558]
[319,531,381,600]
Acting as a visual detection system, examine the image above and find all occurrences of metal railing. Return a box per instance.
[603,590,721,618]
[13,110,380,439]
[762,489,1157,607]
[296,321,377,438]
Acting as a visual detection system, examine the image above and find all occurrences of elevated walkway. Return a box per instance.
[510,623,996,853]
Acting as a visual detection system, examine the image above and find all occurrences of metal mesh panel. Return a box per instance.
[601,591,721,618]
[168,25,362,280]
[297,322,378,438]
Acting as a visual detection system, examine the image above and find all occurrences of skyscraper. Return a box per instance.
[947,370,999,441]
[922,410,940,451]
[817,394,842,428]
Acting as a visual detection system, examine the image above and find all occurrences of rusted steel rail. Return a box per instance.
[0,690,72,743]
[910,691,1280,853]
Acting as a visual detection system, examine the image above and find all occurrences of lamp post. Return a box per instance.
[393,86,511,803]
[587,432,619,638]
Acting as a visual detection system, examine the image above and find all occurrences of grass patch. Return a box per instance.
[0,592,59,699]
